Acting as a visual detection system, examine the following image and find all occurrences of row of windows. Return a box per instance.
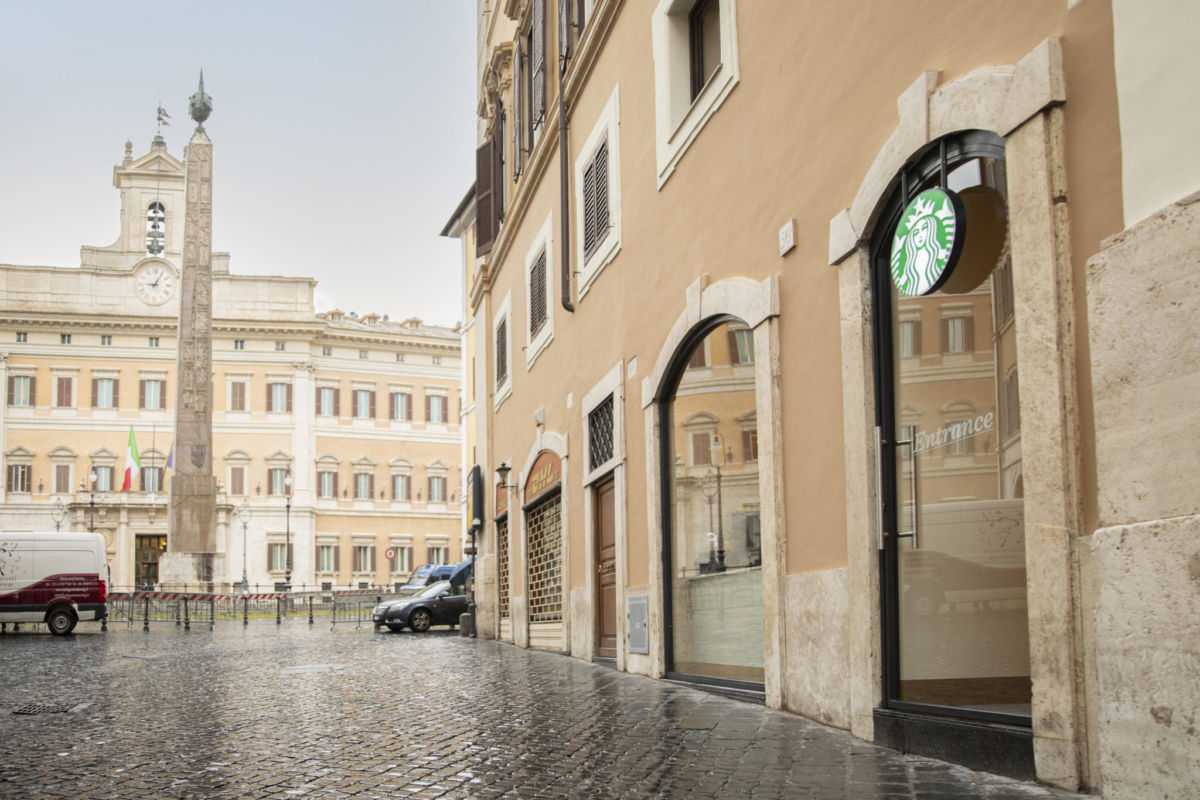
[226,466,451,503]
[5,463,164,494]
[897,316,979,358]
[300,543,451,575]
[14,332,161,347]
[6,376,167,410]
[228,382,456,422]
[13,332,445,366]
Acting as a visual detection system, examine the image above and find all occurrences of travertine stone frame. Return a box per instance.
[641,275,783,704]
[830,39,1089,790]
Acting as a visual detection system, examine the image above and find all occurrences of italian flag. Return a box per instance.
[121,427,140,492]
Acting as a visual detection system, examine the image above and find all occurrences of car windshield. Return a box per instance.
[416,581,450,599]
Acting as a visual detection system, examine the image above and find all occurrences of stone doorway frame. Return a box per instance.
[829,39,1090,789]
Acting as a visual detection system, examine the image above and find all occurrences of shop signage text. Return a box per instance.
[912,412,994,454]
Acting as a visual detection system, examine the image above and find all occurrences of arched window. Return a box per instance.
[146,202,166,256]
[662,316,763,686]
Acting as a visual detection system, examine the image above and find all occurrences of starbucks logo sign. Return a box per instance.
[889,188,966,296]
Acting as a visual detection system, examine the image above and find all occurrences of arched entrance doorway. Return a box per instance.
[661,316,764,686]
[872,131,1030,723]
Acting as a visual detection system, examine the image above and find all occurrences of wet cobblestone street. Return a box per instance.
[0,621,1092,799]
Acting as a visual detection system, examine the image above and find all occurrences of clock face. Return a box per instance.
[134,264,176,305]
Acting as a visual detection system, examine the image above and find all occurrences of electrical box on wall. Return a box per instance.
[627,595,649,654]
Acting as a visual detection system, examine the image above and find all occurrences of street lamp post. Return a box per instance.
[86,470,98,533]
[51,497,65,532]
[708,434,734,572]
[284,473,293,591]
[236,498,250,594]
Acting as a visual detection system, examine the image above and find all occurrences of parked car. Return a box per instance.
[397,559,472,595]
[373,580,467,632]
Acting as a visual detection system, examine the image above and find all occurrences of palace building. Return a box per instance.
[456,1,1200,797]
[1,135,464,591]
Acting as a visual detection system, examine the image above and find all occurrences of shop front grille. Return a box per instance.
[497,518,510,620]
[526,494,562,623]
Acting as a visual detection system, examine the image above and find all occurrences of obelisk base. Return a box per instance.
[157,552,224,593]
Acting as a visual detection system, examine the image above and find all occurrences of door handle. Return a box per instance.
[894,427,919,549]
[874,426,884,551]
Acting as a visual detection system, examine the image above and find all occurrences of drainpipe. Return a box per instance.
[558,23,574,313]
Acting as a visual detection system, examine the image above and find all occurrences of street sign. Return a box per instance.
[384,547,396,561]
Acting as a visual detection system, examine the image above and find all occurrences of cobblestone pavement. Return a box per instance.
[0,620,1093,799]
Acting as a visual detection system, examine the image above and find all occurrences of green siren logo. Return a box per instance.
[890,188,966,296]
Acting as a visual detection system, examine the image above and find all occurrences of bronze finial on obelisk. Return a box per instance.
[164,71,219,587]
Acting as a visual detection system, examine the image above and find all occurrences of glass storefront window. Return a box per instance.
[888,154,1031,717]
[667,320,763,684]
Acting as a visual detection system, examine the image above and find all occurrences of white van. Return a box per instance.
[0,532,108,635]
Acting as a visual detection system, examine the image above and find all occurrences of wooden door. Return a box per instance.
[594,475,617,658]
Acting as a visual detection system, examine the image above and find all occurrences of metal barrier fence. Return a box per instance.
[104,587,411,630]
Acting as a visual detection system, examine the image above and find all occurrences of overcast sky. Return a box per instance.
[0,1,477,327]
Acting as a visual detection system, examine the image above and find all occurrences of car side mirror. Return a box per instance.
[437,591,449,599]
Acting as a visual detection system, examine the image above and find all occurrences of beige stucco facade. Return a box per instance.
[462,1,1197,796]
[1,137,464,592]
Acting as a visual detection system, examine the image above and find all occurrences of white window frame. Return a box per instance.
[524,213,555,370]
[494,291,513,410]
[317,384,337,417]
[574,85,623,297]
[651,0,740,188]
[315,542,336,574]
[427,392,448,424]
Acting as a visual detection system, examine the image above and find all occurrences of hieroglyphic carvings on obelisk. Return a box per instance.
[168,73,217,564]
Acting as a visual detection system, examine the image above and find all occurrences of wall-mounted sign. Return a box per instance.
[524,451,562,504]
[889,188,966,296]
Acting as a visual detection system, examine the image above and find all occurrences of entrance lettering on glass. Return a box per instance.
[912,412,994,454]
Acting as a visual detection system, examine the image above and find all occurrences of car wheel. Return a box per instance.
[409,608,432,633]
[47,607,77,636]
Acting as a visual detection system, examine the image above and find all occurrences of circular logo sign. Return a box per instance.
[889,188,966,296]
[384,547,397,561]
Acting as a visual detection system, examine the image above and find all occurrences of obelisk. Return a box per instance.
[162,72,219,588]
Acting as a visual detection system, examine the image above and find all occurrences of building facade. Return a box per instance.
[464,1,1200,797]
[1,136,464,591]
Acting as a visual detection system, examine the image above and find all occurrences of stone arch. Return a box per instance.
[641,274,785,708]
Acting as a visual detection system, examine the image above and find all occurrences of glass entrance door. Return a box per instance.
[878,139,1031,722]
[136,535,166,588]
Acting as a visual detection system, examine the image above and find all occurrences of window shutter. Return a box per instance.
[161,381,167,410]
[727,329,739,364]
[369,390,376,419]
[315,389,321,417]
[139,380,146,409]
[496,319,508,386]
[582,158,597,256]
[964,317,975,352]
[91,378,98,407]
[940,318,949,353]
[112,379,118,408]
[475,138,496,257]
[267,543,273,568]
[389,392,397,420]
[57,377,68,407]
[692,432,712,465]
[912,321,922,357]
[334,545,340,572]
[6,376,13,405]
[594,140,608,245]
[531,0,546,125]
[530,251,547,335]
[370,546,377,572]
[369,474,375,498]
[333,471,339,498]
[425,395,431,422]
[286,384,293,412]
[513,39,523,179]
[334,388,340,417]
[29,376,36,407]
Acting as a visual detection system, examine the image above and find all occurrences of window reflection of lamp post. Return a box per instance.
[236,498,250,594]
[708,434,734,572]
[284,472,293,591]
[51,497,65,531]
